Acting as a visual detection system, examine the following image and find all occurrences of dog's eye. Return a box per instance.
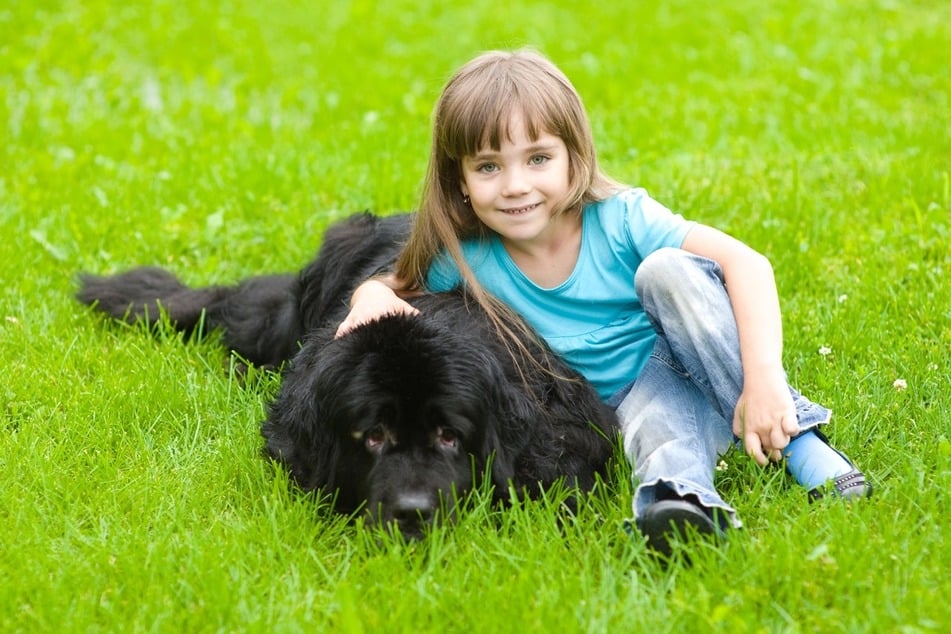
[364,427,386,452]
[435,426,458,450]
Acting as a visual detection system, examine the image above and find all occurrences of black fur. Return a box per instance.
[77,212,618,538]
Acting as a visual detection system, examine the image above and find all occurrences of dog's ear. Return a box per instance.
[481,416,514,497]
[260,344,339,492]
[480,350,597,499]
[477,359,537,500]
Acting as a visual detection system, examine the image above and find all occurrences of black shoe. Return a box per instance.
[808,468,873,501]
[637,499,723,558]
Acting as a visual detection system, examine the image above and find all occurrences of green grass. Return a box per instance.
[2,0,949,631]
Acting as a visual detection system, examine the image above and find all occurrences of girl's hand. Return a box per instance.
[335,279,420,338]
[732,369,801,466]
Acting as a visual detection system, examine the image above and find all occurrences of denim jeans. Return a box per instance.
[615,248,831,529]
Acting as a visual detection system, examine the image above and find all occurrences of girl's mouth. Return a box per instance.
[500,202,540,215]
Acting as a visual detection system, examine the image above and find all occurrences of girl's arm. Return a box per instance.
[334,273,421,338]
[680,224,801,466]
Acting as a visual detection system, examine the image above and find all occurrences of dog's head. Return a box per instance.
[262,312,522,539]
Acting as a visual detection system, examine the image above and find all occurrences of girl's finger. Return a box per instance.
[745,433,768,467]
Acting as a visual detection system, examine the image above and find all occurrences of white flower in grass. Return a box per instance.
[715,460,729,472]
[893,378,908,391]
[837,294,848,303]
[818,345,833,357]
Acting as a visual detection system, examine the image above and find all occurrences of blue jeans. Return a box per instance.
[615,248,831,529]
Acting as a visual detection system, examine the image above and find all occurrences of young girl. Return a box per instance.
[336,49,870,555]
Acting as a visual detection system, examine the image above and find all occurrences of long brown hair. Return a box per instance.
[395,49,624,372]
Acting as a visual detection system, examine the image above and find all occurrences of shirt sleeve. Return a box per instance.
[425,249,463,292]
[623,188,695,258]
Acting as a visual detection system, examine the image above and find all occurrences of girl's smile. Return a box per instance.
[500,202,542,215]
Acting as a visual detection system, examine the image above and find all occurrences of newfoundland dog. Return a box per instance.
[77,212,618,538]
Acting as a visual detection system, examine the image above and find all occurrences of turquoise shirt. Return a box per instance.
[426,188,694,400]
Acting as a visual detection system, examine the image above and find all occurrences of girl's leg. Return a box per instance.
[632,248,867,496]
[616,337,740,531]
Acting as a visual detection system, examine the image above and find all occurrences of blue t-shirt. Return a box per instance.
[426,188,694,400]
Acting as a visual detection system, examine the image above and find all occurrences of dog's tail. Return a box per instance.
[76,267,304,369]
[77,267,228,332]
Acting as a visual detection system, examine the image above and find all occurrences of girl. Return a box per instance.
[336,49,870,556]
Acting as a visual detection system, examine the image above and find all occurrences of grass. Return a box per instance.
[2,0,949,631]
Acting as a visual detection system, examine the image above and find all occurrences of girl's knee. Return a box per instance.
[635,249,729,326]
[635,248,715,299]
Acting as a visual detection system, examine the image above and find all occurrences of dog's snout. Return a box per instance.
[392,492,435,524]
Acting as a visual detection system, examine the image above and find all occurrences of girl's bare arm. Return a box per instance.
[680,224,801,466]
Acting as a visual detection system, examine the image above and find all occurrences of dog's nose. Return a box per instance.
[392,492,435,525]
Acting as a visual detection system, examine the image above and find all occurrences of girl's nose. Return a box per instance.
[501,166,531,197]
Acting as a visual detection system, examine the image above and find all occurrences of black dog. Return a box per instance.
[77,212,618,538]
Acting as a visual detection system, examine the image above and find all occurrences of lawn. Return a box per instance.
[1,0,949,631]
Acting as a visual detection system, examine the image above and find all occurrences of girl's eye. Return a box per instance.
[529,155,549,166]
[476,163,498,174]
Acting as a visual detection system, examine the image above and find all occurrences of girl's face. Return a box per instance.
[459,113,571,248]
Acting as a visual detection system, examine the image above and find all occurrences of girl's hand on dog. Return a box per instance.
[335,278,419,338]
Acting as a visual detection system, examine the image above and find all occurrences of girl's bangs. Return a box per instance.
[451,85,551,157]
